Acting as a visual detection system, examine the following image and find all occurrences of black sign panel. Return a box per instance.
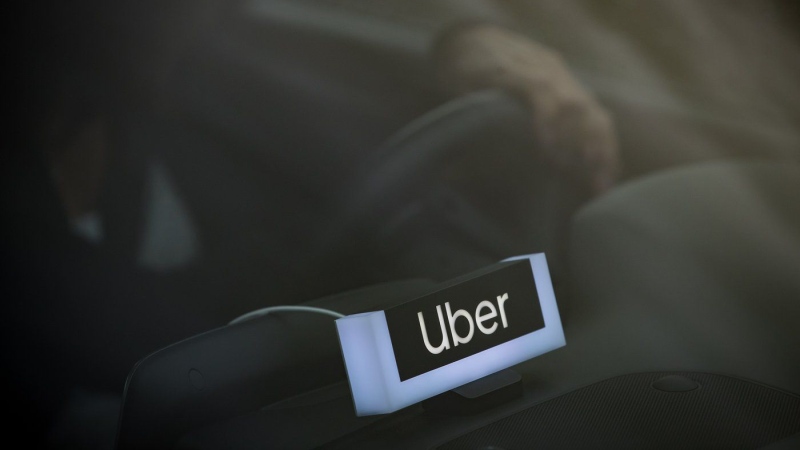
[385,260,544,381]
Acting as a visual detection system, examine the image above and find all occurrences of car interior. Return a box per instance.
[6,1,800,449]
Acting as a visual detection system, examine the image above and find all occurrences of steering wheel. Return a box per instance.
[305,88,588,284]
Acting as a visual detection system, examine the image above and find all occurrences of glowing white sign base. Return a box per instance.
[335,253,566,416]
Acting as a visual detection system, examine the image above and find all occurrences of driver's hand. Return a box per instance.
[435,24,620,195]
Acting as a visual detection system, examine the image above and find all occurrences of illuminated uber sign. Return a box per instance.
[335,254,565,416]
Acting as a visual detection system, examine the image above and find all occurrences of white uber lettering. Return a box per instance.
[445,302,475,346]
[417,305,450,354]
[418,293,510,354]
[475,300,498,334]
[497,293,509,328]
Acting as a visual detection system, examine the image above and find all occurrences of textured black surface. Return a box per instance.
[439,372,800,449]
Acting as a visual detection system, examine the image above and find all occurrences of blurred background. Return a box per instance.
[4,1,800,448]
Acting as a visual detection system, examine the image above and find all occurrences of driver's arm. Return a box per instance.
[434,23,620,195]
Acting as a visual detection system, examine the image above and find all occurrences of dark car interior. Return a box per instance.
[6,1,800,449]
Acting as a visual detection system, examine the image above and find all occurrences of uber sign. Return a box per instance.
[336,254,565,416]
[386,260,544,381]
